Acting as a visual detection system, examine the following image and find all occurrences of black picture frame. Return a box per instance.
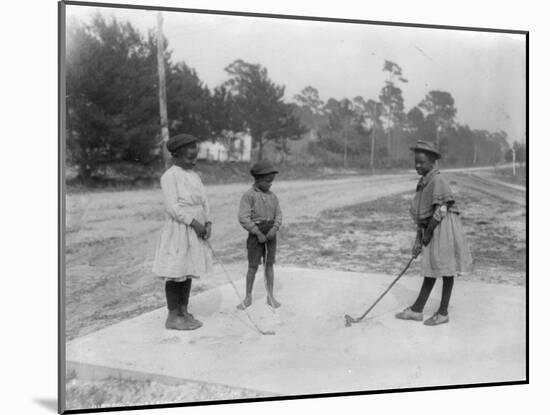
[59,1,528,413]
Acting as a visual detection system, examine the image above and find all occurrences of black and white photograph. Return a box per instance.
[58,1,527,412]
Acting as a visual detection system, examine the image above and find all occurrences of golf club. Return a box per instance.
[206,240,276,336]
[344,256,415,326]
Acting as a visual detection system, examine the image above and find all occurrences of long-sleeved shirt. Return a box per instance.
[238,185,282,234]
[152,165,212,279]
[160,166,210,225]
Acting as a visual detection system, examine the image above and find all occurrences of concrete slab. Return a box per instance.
[66,266,526,397]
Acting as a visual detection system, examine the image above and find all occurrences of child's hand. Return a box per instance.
[266,227,277,240]
[203,222,212,240]
[255,232,267,243]
[191,219,206,238]
[412,240,422,258]
[422,218,439,246]
[422,229,433,246]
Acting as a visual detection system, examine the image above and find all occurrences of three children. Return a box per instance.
[154,137,468,330]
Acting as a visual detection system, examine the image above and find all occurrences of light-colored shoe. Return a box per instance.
[423,313,449,326]
[395,307,423,321]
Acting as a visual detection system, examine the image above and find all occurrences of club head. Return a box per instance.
[344,314,353,327]
[262,330,276,335]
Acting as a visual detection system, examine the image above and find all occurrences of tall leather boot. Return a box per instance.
[165,281,194,330]
[179,278,202,328]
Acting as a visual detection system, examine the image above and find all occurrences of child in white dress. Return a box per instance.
[152,134,213,330]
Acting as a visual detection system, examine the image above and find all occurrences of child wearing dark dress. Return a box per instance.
[396,140,472,326]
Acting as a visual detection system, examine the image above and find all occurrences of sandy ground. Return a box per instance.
[65,266,526,410]
[65,173,417,340]
[219,172,526,286]
[64,169,526,408]
[65,375,265,409]
[64,169,526,338]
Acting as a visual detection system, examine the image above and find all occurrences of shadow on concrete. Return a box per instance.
[34,398,57,412]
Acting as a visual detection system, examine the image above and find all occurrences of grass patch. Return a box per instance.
[65,377,267,410]
[274,185,525,285]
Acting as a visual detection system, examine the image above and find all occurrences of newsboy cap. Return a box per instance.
[250,160,279,176]
[409,140,441,159]
[166,134,198,154]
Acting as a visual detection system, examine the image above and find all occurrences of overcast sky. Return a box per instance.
[66,4,526,143]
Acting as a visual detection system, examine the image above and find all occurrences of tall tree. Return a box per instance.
[354,97,384,173]
[418,90,457,151]
[294,86,327,131]
[379,60,407,157]
[66,14,160,180]
[322,98,357,168]
[295,86,325,114]
[166,62,212,139]
[407,106,437,142]
[208,85,242,136]
[223,59,304,160]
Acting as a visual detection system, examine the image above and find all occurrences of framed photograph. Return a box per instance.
[59,1,527,413]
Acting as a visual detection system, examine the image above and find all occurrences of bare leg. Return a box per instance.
[237,265,257,310]
[265,264,280,308]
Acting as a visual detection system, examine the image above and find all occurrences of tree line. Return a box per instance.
[66,14,304,181]
[66,14,521,182]
[293,61,519,171]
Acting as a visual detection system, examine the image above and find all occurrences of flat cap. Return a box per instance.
[166,134,198,153]
[250,160,279,176]
[410,140,441,159]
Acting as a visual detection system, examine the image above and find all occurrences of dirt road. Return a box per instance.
[453,172,526,205]
[65,174,415,339]
[66,174,417,252]
[64,168,526,408]
[64,170,525,340]
[208,174,420,247]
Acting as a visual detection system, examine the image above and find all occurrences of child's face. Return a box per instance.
[414,152,434,176]
[255,174,276,192]
[174,144,199,169]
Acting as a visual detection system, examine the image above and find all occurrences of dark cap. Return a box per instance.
[250,160,279,176]
[410,140,441,159]
[166,134,198,154]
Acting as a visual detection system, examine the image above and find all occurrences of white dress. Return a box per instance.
[152,166,213,280]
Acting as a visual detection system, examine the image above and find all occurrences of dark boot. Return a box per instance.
[179,306,202,328]
[165,281,200,331]
[165,310,189,330]
[178,279,202,328]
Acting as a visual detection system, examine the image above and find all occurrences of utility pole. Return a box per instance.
[157,12,170,167]
[370,127,376,175]
[512,146,516,177]
[343,132,348,169]
[362,117,376,175]
[435,124,441,169]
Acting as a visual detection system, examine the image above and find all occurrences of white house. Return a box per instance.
[198,131,252,162]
